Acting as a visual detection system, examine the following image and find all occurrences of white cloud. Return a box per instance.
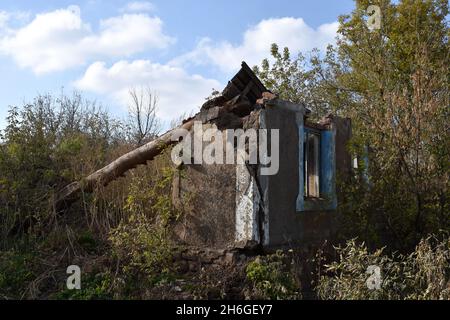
[0,5,174,74]
[171,17,338,73]
[122,1,155,13]
[74,60,221,121]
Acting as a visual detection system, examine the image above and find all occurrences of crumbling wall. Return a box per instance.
[172,108,265,250]
[235,164,260,246]
[173,163,236,249]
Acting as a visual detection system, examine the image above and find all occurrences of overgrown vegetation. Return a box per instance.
[316,235,450,300]
[246,251,300,300]
[109,166,181,290]
[0,0,448,300]
[0,89,184,299]
[54,272,114,300]
[0,251,36,299]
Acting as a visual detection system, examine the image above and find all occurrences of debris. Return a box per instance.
[256,91,279,105]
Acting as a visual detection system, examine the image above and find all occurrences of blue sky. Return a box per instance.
[0,0,355,129]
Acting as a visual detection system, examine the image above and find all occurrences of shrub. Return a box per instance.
[316,236,450,300]
[246,251,300,300]
[109,213,174,278]
[108,165,180,286]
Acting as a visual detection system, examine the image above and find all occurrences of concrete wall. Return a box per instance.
[260,100,350,247]
[262,104,333,246]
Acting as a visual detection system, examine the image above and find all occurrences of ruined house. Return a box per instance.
[171,62,352,250]
[57,62,352,251]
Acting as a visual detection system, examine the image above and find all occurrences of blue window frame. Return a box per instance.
[297,125,337,212]
[303,128,321,198]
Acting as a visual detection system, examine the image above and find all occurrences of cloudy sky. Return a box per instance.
[0,0,354,129]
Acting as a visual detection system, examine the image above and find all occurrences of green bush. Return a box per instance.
[108,165,180,287]
[246,251,300,300]
[0,251,35,299]
[109,213,174,278]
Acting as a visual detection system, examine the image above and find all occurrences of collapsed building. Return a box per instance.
[57,62,352,250]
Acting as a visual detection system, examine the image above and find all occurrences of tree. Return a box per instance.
[0,92,124,244]
[127,87,160,146]
[333,0,449,248]
[253,44,330,119]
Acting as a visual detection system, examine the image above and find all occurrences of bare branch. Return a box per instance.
[127,86,161,146]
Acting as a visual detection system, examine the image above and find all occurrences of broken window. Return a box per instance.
[297,121,337,212]
[296,121,337,212]
[303,129,320,198]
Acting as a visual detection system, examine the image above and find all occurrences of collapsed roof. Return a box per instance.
[223,61,268,104]
[55,62,273,209]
